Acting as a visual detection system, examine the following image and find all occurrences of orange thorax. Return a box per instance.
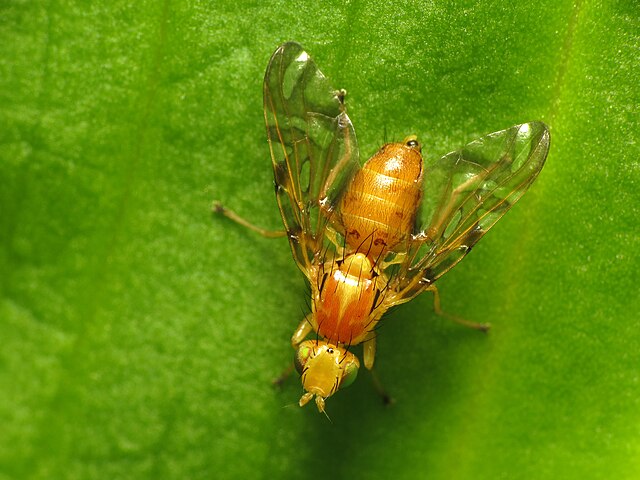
[313,253,385,345]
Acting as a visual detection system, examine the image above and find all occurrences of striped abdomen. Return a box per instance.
[340,140,424,259]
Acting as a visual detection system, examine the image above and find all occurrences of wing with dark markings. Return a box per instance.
[392,122,550,299]
[264,42,360,275]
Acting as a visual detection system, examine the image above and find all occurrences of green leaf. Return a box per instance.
[1,1,638,479]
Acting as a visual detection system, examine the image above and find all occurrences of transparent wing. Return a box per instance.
[264,42,359,274]
[393,122,550,298]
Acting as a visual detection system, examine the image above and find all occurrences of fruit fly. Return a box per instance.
[215,42,550,413]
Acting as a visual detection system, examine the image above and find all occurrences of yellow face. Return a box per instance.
[294,340,360,413]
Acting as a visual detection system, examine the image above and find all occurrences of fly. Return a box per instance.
[215,42,550,413]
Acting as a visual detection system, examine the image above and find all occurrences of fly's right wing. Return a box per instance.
[390,122,550,300]
[264,42,360,275]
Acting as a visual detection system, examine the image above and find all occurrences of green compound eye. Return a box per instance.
[294,345,312,375]
[340,361,359,388]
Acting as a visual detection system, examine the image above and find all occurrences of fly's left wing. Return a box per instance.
[392,122,550,300]
[264,42,360,275]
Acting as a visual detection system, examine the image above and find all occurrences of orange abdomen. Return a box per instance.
[340,142,424,259]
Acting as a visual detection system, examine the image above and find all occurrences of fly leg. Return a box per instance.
[273,314,313,387]
[291,314,313,348]
[363,336,376,370]
[212,201,287,238]
[370,368,395,406]
[364,336,394,406]
[426,284,491,332]
[272,364,294,388]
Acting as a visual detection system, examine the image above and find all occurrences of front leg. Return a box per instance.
[291,313,313,348]
[274,314,314,388]
[364,336,394,405]
[363,336,376,370]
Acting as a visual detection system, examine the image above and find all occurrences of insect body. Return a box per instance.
[220,42,550,413]
[340,139,424,259]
